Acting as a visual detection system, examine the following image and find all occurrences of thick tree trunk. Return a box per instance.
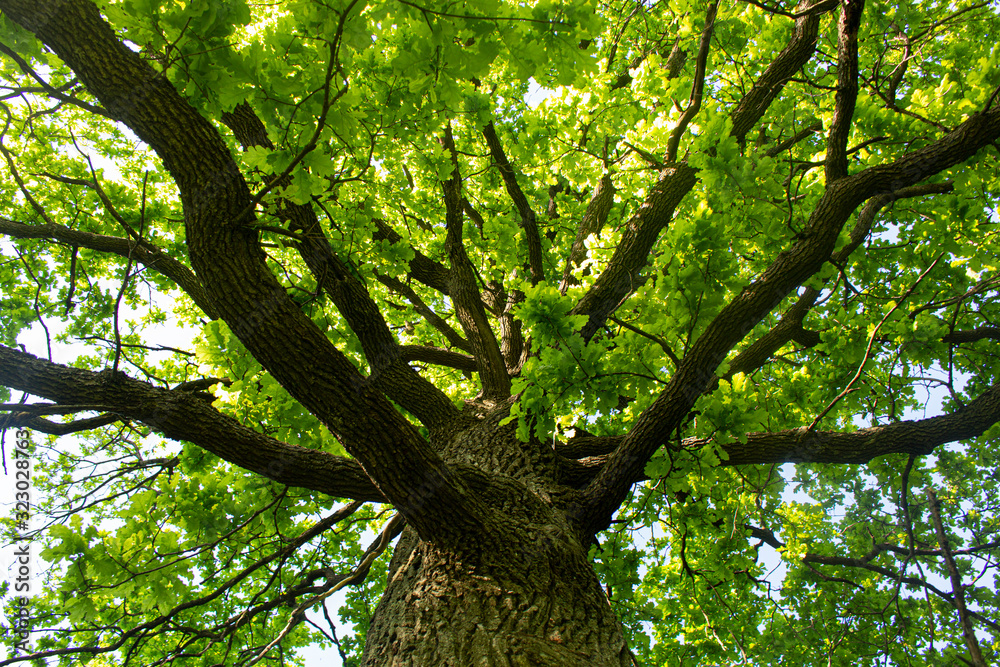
[363,528,630,666]
[362,412,632,666]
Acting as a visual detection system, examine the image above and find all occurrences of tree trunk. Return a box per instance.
[362,411,632,666]
[363,528,631,666]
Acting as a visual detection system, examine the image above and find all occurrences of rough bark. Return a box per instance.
[2,0,999,663]
[363,525,630,666]
[362,414,631,666]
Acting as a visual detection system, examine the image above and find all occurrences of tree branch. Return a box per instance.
[572,0,834,341]
[731,1,833,144]
[825,0,865,182]
[0,501,365,666]
[665,2,717,163]
[560,174,615,294]
[441,126,511,400]
[558,381,1000,488]
[720,382,1000,463]
[572,163,698,341]
[0,40,114,120]
[371,218,452,295]
[573,99,1000,536]
[0,0,481,542]
[221,103,460,428]
[1,411,120,435]
[944,326,1000,344]
[801,551,1000,633]
[765,121,822,157]
[400,344,477,372]
[724,181,954,380]
[372,271,472,352]
[483,121,544,284]
[0,215,219,318]
[0,344,384,501]
[926,488,987,666]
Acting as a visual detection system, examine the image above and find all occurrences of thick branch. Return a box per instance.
[0,216,219,318]
[725,181,954,379]
[572,163,698,341]
[573,0,833,340]
[0,0,481,542]
[944,327,1000,344]
[825,0,864,182]
[483,280,526,373]
[720,382,1000,463]
[441,127,511,399]
[0,344,383,501]
[483,122,544,284]
[558,382,1000,488]
[221,103,459,428]
[372,218,451,295]
[730,1,834,144]
[399,344,477,372]
[573,101,1000,536]
[560,174,615,294]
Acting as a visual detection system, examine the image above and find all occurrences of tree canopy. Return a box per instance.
[1,0,999,664]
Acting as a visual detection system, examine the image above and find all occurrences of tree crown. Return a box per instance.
[1,0,1000,663]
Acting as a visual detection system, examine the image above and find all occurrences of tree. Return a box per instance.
[0,0,999,663]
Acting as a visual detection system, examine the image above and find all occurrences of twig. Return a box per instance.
[246,513,405,665]
[808,251,944,430]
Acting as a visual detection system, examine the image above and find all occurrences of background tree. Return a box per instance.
[1,0,999,664]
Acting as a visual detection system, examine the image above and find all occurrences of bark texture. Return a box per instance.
[2,0,1000,663]
[361,412,631,666]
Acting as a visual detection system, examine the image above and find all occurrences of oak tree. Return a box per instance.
[1,0,1000,664]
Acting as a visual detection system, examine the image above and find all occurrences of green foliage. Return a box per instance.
[2,0,1000,664]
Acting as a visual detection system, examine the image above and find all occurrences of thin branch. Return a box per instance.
[0,502,364,666]
[765,121,823,157]
[0,41,113,119]
[235,2,358,220]
[610,316,681,369]
[247,513,405,665]
[372,271,471,352]
[808,250,944,430]
[926,488,987,666]
[0,216,219,318]
[665,2,718,163]
[0,412,120,435]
